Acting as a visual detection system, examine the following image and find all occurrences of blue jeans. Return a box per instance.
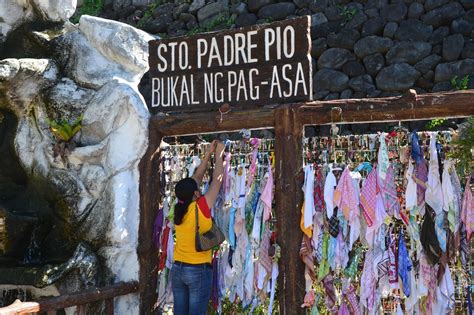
[171,262,212,315]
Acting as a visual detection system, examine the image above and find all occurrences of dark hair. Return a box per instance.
[174,177,198,225]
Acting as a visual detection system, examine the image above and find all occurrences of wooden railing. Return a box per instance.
[0,281,139,315]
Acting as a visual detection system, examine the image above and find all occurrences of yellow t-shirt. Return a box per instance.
[174,196,212,264]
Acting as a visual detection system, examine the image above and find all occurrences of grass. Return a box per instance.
[187,13,235,35]
[70,0,104,24]
[450,74,470,90]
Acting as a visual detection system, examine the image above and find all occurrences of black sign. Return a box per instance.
[148,16,312,112]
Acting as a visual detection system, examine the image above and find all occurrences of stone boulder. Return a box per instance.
[386,41,432,65]
[394,19,433,42]
[327,29,360,50]
[258,2,296,20]
[197,0,229,22]
[376,63,420,91]
[248,0,275,13]
[361,17,385,37]
[434,59,474,82]
[414,54,442,74]
[317,48,355,70]
[349,74,376,93]
[381,3,407,22]
[354,36,393,58]
[314,69,349,92]
[442,34,464,61]
[422,2,465,27]
[363,53,385,76]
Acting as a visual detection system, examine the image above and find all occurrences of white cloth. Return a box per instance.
[442,160,455,213]
[186,155,201,177]
[432,265,455,314]
[303,165,316,228]
[237,164,247,214]
[425,133,443,214]
[267,262,279,315]
[349,171,362,250]
[405,161,418,215]
[324,169,337,218]
[378,133,389,181]
[365,193,387,248]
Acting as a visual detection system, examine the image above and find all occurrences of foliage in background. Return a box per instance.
[448,116,474,175]
[70,0,104,23]
[46,114,84,142]
[137,1,163,27]
[339,5,357,26]
[425,118,446,130]
[450,75,470,90]
[187,14,235,35]
[207,297,279,315]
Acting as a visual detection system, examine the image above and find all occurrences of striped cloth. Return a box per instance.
[381,165,401,217]
[334,167,359,221]
[360,167,378,227]
[461,177,473,240]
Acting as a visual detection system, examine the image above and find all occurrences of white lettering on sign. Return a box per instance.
[148,17,312,110]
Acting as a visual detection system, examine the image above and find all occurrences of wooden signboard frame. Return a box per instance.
[139,88,474,314]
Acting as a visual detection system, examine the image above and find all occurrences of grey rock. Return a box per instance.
[432,81,452,92]
[365,8,379,18]
[324,6,342,21]
[465,9,474,22]
[461,0,474,9]
[153,3,175,17]
[318,48,356,69]
[343,61,366,77]
[363,53,385,76]
[344,11,368,30]
[354,36,393,58]
[324,92,340,100]
[422,2,465,28]
[443,34,464,61]
[314,89,330,100]
[383,22,398,38]
[113,0,132,10]
[367,89,382,97]
[179,13,197,23]
[312,12,328,27]
[186,20,199,30]
[313,69,349,92]
[432,44,442,55]
[258,2,296,20]
[340,89,353,99]
[424,70,435,81]
[414,54,442,73]
[311,38,327,58]
[462,41,474,58]
[142,15,172,33]
[376,63,420,91]
[294,0,311,9]
[198,1,229,22]
[167,20,186,35]
[297,8,312,16]
[381,3,407,22]
[173,3,189,19]
[117,6,136,18]
[386,41,432,65]
[451,18,474,37]
[312,21,343,37]
[429,26,450,44]
[189,0,206,14]
[362,17,385,37]
[231,2,248,15]
[349,74,376,92]
[434,59,474,82]
[417,76,434,90]
[309,0,329,13]
[395,19,433,42]
[380,91,403,97]
[424,0,449,11]
[235,13,258,27]
[352,91,366,98]
[327,29,360,49]
[408,3,424,19]
[248,0,274,12]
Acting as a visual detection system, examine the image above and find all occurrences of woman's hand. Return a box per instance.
[209,140,218,154]
[216,141,225,158]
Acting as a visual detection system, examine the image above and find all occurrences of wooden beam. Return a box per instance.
[138,124,162,315]
[274,106,305,315]
[297,89,474,125]
[151,105,276,136]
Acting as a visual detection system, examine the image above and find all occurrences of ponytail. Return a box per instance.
[174,177,198,225]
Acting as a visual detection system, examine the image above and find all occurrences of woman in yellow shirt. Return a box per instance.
[172,140,225,315]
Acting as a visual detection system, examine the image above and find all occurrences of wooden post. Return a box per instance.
[105,298,114,315]
[274,106,305,315]
[138,124,162,315]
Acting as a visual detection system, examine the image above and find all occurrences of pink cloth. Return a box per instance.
[334,167,359,221]
[381,165,401,218]
[260,167,274,223]
[461,176,473,240]
[360,167,378,227]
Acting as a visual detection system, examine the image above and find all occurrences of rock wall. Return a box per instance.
[105,0,474,100]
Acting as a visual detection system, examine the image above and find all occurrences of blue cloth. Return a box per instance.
[171,263,213,315]
[355,162,372,173]
[410,131,423,165]
[398,230,412,297]
[228,207,237,249]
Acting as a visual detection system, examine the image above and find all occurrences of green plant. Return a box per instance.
[46,114,84,142]
[187,13,235,35]
[70,0,104,24]
[448,116,474,175]
[426,118,446,130]
[338,5,357,26]
[263,17,274,24]
[137,1,162,27]
[450,74,470,90]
